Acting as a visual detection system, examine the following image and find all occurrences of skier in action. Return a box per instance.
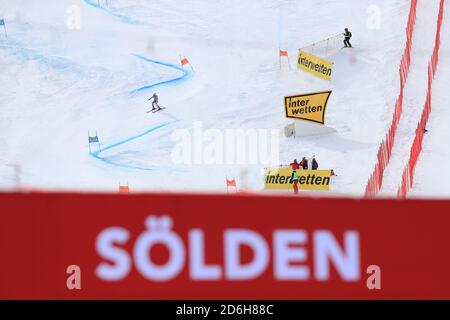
[343,28,353,48]
[148,93,162,112]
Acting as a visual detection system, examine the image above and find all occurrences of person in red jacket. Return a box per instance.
[299,157,308,169]
[290,159,300,170]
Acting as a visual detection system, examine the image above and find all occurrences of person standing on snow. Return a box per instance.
[148,93,161,112]
[343,28,353,48]
[290,159,300,194]
[300,157,308,170]
[290,159,300,170]
[310,155,319,170]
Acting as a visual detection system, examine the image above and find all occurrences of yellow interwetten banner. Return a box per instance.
[264,167,332,191]
[284,91,332,124]
[297,50,333,80]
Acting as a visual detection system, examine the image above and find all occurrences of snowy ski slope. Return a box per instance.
[0,0,428,196]
[410,2,450,198]
[379,0,441,196]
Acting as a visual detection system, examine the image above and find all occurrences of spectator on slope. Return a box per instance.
[311,155,319,170]
[343,28,353,48]
[290,159,300,170]
[300,157,308,170]
[148,93,161,112]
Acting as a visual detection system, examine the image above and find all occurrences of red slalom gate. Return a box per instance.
[397,0,445,198]
[1,192,450,300]
[364,0,417,197]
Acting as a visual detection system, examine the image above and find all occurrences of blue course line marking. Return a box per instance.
[89,52,190,171]
[83,0,143,25]
[0,43,89,76]
[130,54,190,95]
[0,3,190,173]
[91,122,172,171]
[83,2,192,172]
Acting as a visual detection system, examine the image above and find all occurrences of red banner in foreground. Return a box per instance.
[0,192,449,299]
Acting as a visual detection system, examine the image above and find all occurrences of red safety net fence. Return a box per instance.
[397,0,445,198]
[364,0,417,197]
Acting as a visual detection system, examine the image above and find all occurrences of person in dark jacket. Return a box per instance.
[343,28,352,48]
[311,155,319,170]
[148,93,161,111]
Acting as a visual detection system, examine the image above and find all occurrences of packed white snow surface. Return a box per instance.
[410,3,450,199]
[0,0,411,195]
[378,0,442,197]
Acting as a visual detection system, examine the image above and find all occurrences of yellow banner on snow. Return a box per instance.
[284,91,331,124]
[297,50,333,80]
[264,168,332,191]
